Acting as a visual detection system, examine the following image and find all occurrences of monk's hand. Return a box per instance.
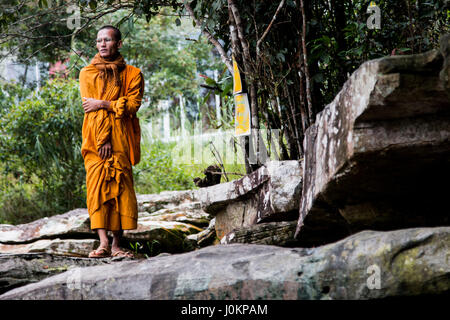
[98,141,112,160]
[82,97,103,113]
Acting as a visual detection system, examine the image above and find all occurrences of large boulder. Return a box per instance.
[295,35,450,245]
[122,218,203,254]
[195,160,302,239]
[0,209,94,244]
[0,191,212,257]
[138,202,211,228]
[220,221,299,247]
[137,190,199,214]
[0,239,99,257]
[1,226,448,300]
[0,253,115,295]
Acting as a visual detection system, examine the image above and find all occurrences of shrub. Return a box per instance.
[133,139,196,194]
[0,79,86,224]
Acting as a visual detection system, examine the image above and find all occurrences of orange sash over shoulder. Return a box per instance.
[79,53,144,229]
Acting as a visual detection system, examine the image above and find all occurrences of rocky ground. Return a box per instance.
[1,226,448,299]
[1,34,449,300]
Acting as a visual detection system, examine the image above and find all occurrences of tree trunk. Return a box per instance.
[228,5,252,174]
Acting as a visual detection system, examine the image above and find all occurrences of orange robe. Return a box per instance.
[79,63,144,231]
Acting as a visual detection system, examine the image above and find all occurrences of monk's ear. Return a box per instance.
[117,40,123,50]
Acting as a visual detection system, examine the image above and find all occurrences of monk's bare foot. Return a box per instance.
[111,247,135,258]
[98,243,109,251]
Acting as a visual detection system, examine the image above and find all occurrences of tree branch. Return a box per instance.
[299,0,314,124]
[256,0,285,57]
[183,1,233,73]
[228,0,252,66]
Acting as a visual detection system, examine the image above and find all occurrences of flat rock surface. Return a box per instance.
[0,253,116,295]
[1,226,448,300]
[0,239,99,257]
[0,209,93,244]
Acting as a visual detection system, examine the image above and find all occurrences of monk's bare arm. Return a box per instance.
[99,100,112,112]
[82,98,113,113]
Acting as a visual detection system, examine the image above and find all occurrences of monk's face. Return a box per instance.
[96,28,122,59]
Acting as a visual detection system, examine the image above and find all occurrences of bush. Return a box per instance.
[133,139,196,194]
[0,79,86,224]
[0,79,246,225]
[133,130,247,195]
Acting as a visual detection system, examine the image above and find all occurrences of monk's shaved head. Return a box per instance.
[96,26,122,59]
[98,25,122,41]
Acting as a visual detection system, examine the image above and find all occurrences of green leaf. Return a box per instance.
[220,81,233,98]
[205,77,217,87]
[128,17,134,31]
[89,0,97,10]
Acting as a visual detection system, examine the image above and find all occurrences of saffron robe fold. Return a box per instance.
[79,62,144,231]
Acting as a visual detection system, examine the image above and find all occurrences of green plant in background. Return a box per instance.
[133,138,196,194]
[135,123,247,194]
[0,81,33,114]
[129,241,144,254]
[0,78,86,224]
[198,71,235,131]
[146,239,162,257]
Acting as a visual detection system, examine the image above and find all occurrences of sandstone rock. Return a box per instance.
[0,192,210,257]
[138,201,211,228]
[194,164,270,213]
[137,190,198,214]
[0,209,94,244]
[195,160,302,239]
[439,34,449,91]
[1,227,448,300]
[0,239,99,257]
[0,253,114,295]
[295,37,450,245]
[220,221,299,247]
[187,218,218,248]
[123,220,203,254]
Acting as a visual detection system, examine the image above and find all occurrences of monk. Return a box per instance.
[79,25,144,258]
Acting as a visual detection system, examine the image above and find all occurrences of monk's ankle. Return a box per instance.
[98,242,109,249]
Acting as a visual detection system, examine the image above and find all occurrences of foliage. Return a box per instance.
[0,81,33,114]
[0,78,86,223]
[0,0,95,67]
[198,71,235,131]
[1,1,449,163]
[128,239,162,258]
[133,138,196,194]
[134,123,247,195]
[306,0,450,105]
[183,0,449,163]
[120,11,223,103]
